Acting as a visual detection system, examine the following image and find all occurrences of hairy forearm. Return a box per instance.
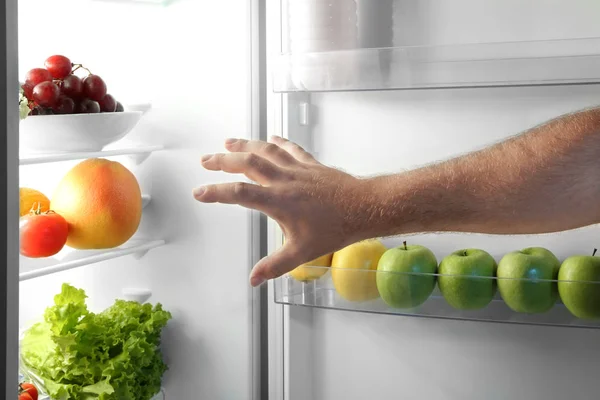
[359,107,600,239]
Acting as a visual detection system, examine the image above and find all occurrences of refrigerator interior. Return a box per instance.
[12,0,600,398]
[16,0,262,399]
[269,0,600,399]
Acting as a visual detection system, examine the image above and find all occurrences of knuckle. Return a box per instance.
[244,153,260,168]
[230,138,246,149]
[289,142,304,152]
[233,182,249,197]
[264,143,280,155]
[212,153,225,165]
[281,187,303,202]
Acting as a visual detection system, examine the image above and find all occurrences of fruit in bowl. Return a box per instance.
[19,55,141,153]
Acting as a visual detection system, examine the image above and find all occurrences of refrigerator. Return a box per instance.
[4,0,600,399]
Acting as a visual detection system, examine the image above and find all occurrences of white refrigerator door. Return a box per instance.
[268,1,600,399]
[12,0,267,399]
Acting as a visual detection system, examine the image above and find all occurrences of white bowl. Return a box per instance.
[19,111,143,154]
[125,103,152,115]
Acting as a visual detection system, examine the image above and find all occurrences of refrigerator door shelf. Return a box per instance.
[272,36,600,92]
[274,267,600,330]
[19,239,166,282]
[20,144,164,166]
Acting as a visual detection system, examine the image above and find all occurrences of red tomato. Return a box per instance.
[20,383,38,400]
[18,393,32,400]
[20,211,69,258]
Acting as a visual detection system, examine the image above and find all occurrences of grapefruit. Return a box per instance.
[19,188,50,217]
[51,158,142,249]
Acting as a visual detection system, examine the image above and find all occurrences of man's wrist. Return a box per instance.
[351,174,410,241]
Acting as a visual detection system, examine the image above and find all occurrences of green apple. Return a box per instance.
[558,249,600,320]
[376,242,438,308]
[497,247,560,314]
[438,249,497,310]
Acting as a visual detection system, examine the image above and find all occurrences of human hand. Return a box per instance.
[193,136,370,286]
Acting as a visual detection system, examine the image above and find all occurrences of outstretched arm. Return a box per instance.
[193,107,600,286]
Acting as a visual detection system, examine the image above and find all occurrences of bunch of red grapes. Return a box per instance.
[21,55,124,116]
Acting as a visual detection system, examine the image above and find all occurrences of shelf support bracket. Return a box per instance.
[298,102,310,126]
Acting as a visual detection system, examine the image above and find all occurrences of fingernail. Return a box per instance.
[225,138,238,145]
[193,187,206,198]
[250,275,265,287]
[201,154,213,162]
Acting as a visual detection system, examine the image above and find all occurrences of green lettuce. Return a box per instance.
[19,85,30,120]
[20,284,172,400]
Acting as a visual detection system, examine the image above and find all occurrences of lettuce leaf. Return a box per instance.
[20,283,171,400]
[19,87,30,120]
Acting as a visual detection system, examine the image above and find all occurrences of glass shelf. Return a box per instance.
[274,266,600,329]
[19,144,164,166]
[19,239,166,282]
[34,390,165,400]
[272,37,600,92]
[20,371,166,399]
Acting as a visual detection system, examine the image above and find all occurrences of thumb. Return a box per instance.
[250,242,304,287]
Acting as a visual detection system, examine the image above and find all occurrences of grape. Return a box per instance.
[76,99,101,114]
[29,106,54,116]
[59,75,83,99]
[32,82,60,107]
[98,94,117,112]
[44,55,72,79]
[53,95,75,114]
[82,75,107,101]
[25,68,52,87]
[21,83,34,99]
[115,102,124,112]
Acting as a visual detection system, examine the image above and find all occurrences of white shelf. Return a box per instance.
[19,239,166,282]
[142,194,152,208]
[272,37,600,92]
[19,144,164,166]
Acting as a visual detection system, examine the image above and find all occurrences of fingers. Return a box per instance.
[269,135,318,164]
[225,138,298,167]
[193,182,274,214]
[201,152,284,185]
[249,242,304,286]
